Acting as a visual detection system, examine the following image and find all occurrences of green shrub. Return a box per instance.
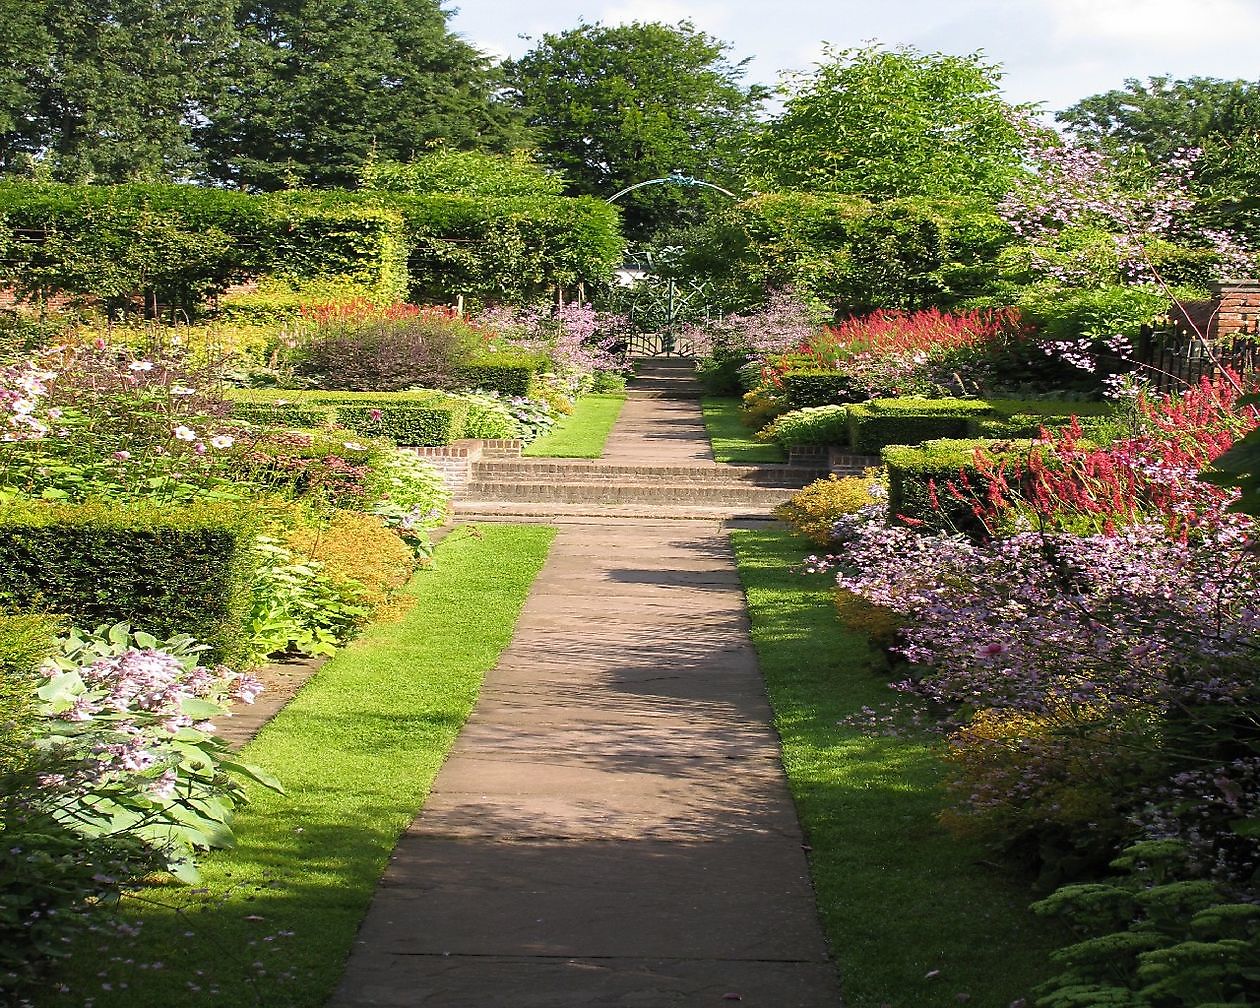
[0,500,262,665]
[761,405,851,446]
[454,352,544,396]
[0,613,62,771]
[455,392,522,439]
[228,401,337,428]
[1031,841,1260,1008]
[228,389,468,446]
[883,438,1035,532]
[848,397,995,453]
[781,370,860,409]
[215,276,379,324]
[773,473,884,543]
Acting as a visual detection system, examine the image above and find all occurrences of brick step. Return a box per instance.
[453,501,781,522]
[469,460,825,487]
[457,480,800,506]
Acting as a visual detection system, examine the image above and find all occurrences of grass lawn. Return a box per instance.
[731,527,1062,1008]
[523,394,626,458]
[47,524,555,1008]
[701,396,786,463]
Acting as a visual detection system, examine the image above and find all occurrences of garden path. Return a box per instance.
[329,379,842,1007]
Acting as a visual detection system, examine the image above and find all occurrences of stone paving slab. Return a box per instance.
[333,957,841,1008]
[353,838,827,960]
[331,388,840,1007]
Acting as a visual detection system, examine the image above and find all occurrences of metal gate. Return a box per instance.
[620,273,712,357]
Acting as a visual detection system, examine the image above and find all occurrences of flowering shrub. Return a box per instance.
[364,448,450,552]
[477,301,627,380]
[291,300,481,391]
[798,306,1031,399]
[33,624,271,873]
[759,405,850,446]
[822,377,1260,881]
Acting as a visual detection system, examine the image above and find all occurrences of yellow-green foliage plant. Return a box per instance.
[285,512,418,616]
[773,471,884,545]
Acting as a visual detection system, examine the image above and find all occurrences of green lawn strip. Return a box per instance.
[730,527,1061,1008]
[701,396,786,463]
[523,394,627,458]
[48,524,555,1008]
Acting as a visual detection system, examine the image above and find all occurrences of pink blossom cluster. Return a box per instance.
[702,287,819,360]
[999,134,1255,284]
[0,360,58,441]
[834,516,1259,719]
[41,646,261,801]
[477,302,627,375]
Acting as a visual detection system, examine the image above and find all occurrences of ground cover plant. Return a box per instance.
[34,523,555,1008]
[522,393,626,458]
[731,527,1061,1007]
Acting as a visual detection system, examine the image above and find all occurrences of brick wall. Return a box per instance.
[410,439,522,496]
[1214,279,1260,338]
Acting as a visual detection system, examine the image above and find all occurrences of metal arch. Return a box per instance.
[605,172,740,204]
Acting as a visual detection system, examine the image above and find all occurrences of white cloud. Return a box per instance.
[598,0,732,31]
[1041,0,1260,46]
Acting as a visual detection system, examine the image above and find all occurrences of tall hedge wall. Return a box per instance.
[0,182,624,315]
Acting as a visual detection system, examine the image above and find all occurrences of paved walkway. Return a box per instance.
[329,394,841,1007]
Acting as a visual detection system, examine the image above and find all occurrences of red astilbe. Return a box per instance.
[959,373,1260,540]
[809,306,1026,364]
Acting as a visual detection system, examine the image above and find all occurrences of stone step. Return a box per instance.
[457,479,800,506]
[469,460,825,487]
[453,501,782,522]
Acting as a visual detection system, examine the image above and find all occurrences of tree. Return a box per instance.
[755,45,1031,203]
[1057,76,1260,241]
[197,0,526,190]
[504,20,767,239]
[0,0,235,181]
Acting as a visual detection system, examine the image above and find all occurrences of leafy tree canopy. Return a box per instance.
[505,20,767,239]
[1057,75,1260,241]
[755,45,1032,203]
[0,0,235,181]
[362,149,565,198]
[197,0,527,191]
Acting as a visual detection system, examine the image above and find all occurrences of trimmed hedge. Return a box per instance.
[0,182,409,311]
[883,438,1005,532]
[455,353,545,397]
[848,398,994,454]
[782,370,860,409]
[0,501,262,665]
[0,182,625,315]
[227,389,468,446]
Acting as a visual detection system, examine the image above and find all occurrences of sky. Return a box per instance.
[446,0,1260,115]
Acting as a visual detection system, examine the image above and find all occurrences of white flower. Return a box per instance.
[343,441,366,452]
[209,434,235,449]
[129,360,155,372]
[170,385,196,396]
[173,425,198,442]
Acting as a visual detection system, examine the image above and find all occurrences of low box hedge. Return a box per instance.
[848,397,995,454]
[0,500,263,665]
[781,371,859,409]
[227,389,467,446]
[455,351,546,397]
[884,438,1044,533]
